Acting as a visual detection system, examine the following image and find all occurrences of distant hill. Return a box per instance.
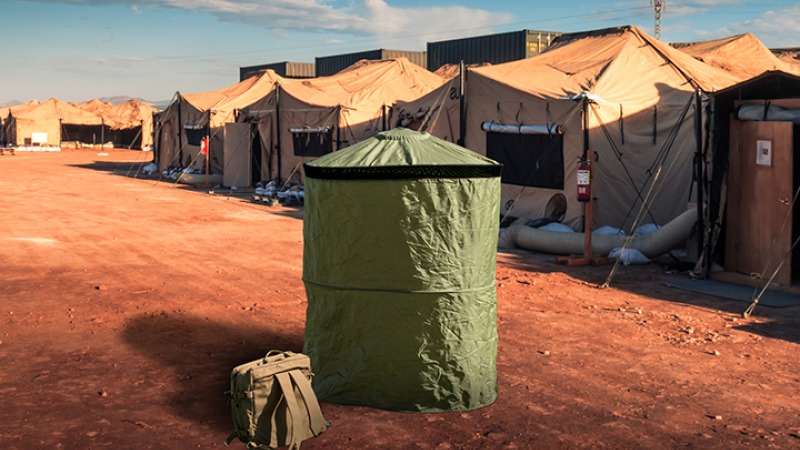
[147,100,172,110]
[2,97,170,111]
[98,96,170,110]
[0,100,23,109]
[98,96,142,105]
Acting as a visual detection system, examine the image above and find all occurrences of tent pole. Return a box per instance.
[458,60,466,146]
[206,110,211,186]
[177,92,183,167]
[704,95,717,277]
[382,103,387,131]
[694,90,704,267]
[151,111,157,162]
[336,105,342,150]
[275,85,282,183]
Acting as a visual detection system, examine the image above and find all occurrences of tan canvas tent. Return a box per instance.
[467,25,744,230]
[2,100,40,144]
[106,100,159,149]
[392,75,461,143]
[4,98,103,147]
[675,34,800,79]
[77,99,112,116]
[391,64,494,144]
[153,69,283,174]
[406,25,742,231]
[227,58,445,186]
[773,49,800,65]
[75,99,158,149]
[432,63,491,80]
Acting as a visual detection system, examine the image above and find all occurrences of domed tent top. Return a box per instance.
[304,128,502,180]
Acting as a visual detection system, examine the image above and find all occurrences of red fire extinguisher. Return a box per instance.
[200,136,209,155]
[577,160,591,202]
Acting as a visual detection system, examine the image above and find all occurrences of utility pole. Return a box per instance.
[651,0,666,40]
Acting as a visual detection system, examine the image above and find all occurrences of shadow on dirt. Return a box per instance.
[270,207,304,220]
[499,249,800,345]
[121,312,304,433]
[70,160,306,218]
[69,160,152,176]
[734,320,800,343]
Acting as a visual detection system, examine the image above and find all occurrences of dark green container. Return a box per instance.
[302,128,501,412]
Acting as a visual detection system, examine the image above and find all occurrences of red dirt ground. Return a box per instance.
[1,149,798,449]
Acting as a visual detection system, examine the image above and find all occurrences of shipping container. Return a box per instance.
[239,61,315,81]
[427,29,562,72]
[315,49,427,77]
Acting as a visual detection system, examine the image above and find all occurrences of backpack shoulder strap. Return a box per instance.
[274,371,303,450]
[287,370,328,436]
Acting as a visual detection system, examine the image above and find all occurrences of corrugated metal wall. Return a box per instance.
[315,49,427,77]
[316,50,383,77]
[239,62,315,81]
[427,29,561,72]
[383,50,428,69]
[235,30,565,81]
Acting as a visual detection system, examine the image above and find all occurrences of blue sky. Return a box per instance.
[2,0,799,104]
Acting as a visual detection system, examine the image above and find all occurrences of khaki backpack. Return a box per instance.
[226,351,329,449]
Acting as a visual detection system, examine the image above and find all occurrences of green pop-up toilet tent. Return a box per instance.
[302,128,502,412]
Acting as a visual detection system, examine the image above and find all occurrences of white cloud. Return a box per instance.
[39,0,513,45]
[666,0,745,18]
[355,0,514,46]
[682,0,743,6]
[693,4,800,47]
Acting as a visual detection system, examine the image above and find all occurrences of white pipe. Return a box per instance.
[737,104,800,124]
[481,121,563,135]
[500,208,696,258]
[289,127,331,133]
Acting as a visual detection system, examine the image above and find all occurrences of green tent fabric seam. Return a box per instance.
[303,164,502,180]
[302,279,496,295]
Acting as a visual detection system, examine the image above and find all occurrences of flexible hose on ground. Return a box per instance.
[499,208,697,258]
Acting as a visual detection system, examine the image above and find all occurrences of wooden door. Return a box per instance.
[726,119,794,285]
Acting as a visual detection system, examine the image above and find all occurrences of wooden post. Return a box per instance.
[206,110,211,187]
[177,92,183,166]
[275,85,282,183]
[556,94,613,267]
[583,159,593,259]
[205,135,209,187]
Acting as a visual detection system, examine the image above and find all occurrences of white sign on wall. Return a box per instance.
[31,132,48,145]
[756,140,772,166]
